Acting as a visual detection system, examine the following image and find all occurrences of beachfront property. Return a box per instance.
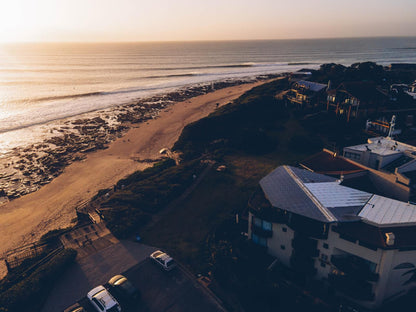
[248,165,416,310]
[326,82,388,121]
[285,80,328,108]
[390,83,410,102]
[342,136,416,201]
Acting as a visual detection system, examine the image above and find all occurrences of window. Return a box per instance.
[321,254,328,261]
[263,221,272,231]
[327,95,336,102]
[92,298,104,311]
[280,245,285,250]
[344,151,361,161]
[320,262,326,268]
[252,216,272,231]
[252,233,267,247]
[253,217,262,228]
[323,243,329,249]
[282,227,287,232]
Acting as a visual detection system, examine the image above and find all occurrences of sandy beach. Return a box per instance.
[0,80,269,257]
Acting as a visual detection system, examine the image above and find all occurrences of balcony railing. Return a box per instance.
[329,273,375,301]
[251,224,273,238]
[288,214,328,239]
[291,235,319,257]
[290,253,317,276]
[331,255,379,282]
[248,190,288,224]
[287,95,312,106]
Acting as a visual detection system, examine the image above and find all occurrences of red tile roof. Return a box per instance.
[300,149,366,176]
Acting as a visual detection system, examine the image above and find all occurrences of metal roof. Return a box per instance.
[345,136,416,156]
[359,195,416,226]
[290,166,336,183]
[295,80,327,92]
[259,166,330,223]
[259,165,416,226]
[304,182,372,208]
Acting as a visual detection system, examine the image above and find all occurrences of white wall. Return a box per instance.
[379,250,416,303]
[249,213,416,310]
[397,158,416,174]
[266,222,294,267]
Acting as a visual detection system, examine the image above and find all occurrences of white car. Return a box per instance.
[87,285,121,312]
[150,250,177,271]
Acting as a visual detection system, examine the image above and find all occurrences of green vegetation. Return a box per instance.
[0,248,77,312]
[96,71,382,310]
[101,158,205,238]
[173,78,290,159]
[141,168,250,272]
[310,61,416,87]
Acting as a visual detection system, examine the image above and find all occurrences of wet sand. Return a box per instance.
[0,80,270,256]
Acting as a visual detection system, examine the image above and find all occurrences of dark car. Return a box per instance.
[63,302,86,312]
[108,274,140,303]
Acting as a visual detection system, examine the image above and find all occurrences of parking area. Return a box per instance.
[118,258,224,312]
[42,239,225,312]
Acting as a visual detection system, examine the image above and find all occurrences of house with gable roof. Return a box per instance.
[286,80,328,108]
[326,81,388,121]
[248,165,416,309]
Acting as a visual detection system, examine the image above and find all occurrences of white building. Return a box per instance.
[343,136,416,170]
[248,165,416,310]
[343,137,416,201]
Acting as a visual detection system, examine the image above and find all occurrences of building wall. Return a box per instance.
[343,148,403,169]
[380,249,416,303]
[397,158,416,174]
[325,226,384,309]
[377,153,403,169]
[248,212,294,267]
[367,170,410,202]
[339,155,411,201]
[266,222,294,267]
[249,214,416,310]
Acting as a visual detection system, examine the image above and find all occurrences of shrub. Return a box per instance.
[0,248,77,312]
[102,159,204,238]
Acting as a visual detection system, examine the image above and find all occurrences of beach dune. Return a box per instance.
[0,81,267,257]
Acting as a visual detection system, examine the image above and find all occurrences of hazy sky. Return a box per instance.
[0,0,415,42]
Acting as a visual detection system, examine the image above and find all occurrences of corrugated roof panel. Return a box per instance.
[290,166,337,183]
[259,165,416,226]
[304,182,372,208]
[327,206,364,221]
[297,80,327,92]
[359,195,416,225]
[259,166,330,222]
[384,200,398,223]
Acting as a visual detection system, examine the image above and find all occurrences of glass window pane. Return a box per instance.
[263,221,272,231]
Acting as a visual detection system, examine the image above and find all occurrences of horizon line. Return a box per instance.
[1,35,415,44]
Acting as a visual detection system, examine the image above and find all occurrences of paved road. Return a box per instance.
[42,240,225,312]
[122,259,224,312]
[42,240,157,312]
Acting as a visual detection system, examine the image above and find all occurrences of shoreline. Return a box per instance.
[0,75,279,203]
[0,77,277,256]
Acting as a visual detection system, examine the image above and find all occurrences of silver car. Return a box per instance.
[87,285,121,312]
[150,250,177,271]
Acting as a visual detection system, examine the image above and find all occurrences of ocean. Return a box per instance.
[1,37,416,153]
